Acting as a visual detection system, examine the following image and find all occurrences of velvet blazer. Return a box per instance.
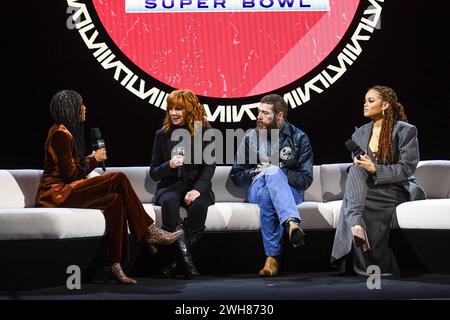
[35,124,97,207]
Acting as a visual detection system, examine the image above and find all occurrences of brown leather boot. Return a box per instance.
[144,224,183,246]
[258,256,279,277]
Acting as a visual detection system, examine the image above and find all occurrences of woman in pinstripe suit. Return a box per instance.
[331,86,425,276]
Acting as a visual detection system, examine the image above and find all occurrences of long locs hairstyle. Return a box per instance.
[371,85,408,165]
[49,90,86,162]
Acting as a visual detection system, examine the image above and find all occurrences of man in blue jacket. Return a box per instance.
[231,94,314,276]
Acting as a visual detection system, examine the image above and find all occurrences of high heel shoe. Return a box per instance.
[104,263,137,285]
[144,224,184,246]
[351,225,371,252]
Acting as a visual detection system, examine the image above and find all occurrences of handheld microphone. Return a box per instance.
[345,139,365,160]
[91,127,106,171]
[175,146,185,178]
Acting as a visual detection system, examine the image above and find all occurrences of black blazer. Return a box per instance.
[149,126,216,203]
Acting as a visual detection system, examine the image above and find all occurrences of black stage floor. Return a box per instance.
[2,272,450,300]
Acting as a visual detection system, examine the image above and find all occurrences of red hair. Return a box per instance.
[163,89,208,135]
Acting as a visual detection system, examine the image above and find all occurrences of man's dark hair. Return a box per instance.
[260,94,288,118]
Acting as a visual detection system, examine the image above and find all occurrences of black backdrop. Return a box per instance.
[2,0,449,169]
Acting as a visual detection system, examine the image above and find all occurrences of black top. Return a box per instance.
[149,125,216,203]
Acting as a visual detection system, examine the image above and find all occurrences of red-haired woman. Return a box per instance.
[150,89,216,278]
[331,86,425,276]
[36,90,183,285]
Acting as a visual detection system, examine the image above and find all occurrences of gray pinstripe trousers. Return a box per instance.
[331,164,409,275]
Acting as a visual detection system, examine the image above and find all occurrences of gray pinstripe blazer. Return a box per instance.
[352,120,426,200]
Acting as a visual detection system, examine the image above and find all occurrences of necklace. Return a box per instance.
[372,127,381,139]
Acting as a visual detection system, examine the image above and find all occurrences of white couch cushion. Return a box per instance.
[152,203,261,231]
[0,171,25,208]
[319,200,344,228]
[212,166,247,202]
[320,163,351,202]
[311,200,344,228]
[304,166,323,202]
[395,199,450,229]
[151,205,186,228]
[142,204,164,227]
[415,161,450,199]
[97,167,156,203]
[8,170,42,207]
[206,203,261,231]
[151,201,336,231]
[0,208,105,240]
[298,201,335,229]
[0,170,42,208]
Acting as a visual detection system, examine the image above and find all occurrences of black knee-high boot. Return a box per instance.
[176,231,199,278]
[160,221,203,278]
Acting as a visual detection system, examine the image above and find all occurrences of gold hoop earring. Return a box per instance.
[382,109,385,118]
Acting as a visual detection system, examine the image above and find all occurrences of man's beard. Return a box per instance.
[257,117,278,131]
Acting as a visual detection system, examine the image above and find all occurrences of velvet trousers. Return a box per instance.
[61,172,153,264]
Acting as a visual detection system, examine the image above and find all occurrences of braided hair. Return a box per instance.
[49,90,86,161]
[370,85,408,164]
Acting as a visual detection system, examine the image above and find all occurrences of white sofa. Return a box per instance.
[1,160,449,289]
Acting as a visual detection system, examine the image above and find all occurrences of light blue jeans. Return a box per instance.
[248,165,302,257]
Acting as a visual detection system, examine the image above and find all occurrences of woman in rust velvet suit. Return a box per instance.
[35,90,183,284]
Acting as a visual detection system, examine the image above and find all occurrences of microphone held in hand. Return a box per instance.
[91,127,106,171]
[174,146,185,178]
[345,139,365,160]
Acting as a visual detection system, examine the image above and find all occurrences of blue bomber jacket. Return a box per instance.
[230,121,314,193]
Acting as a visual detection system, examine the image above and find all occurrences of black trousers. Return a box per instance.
[156,187,213,233]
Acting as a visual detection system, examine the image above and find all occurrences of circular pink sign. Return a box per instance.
[93,0,360,98]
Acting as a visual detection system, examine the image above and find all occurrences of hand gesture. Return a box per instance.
[257,162,271,171]
[250,162,271,179]
[169,154,185,169]
[354,154,376,174]
[92,148,107,162]
[185,189,200,206]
